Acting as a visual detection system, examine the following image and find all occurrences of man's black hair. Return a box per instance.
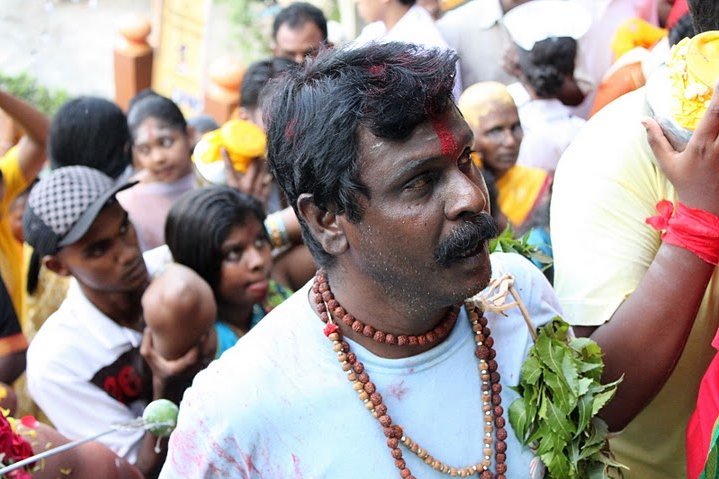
[240,57,297,110]
[266,42,457,268]
[517,36,577,99]
[49,96,130,179]
[272,2,328,41]
[688,0,719,34]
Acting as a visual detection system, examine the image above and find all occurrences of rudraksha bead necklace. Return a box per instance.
[312,272,508,478]
[313,271,459,346]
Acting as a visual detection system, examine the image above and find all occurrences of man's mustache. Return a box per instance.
[434,213,499,267]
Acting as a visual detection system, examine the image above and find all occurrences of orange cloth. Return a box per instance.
[590,61,646,117]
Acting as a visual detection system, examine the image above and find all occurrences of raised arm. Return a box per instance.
[0,89,50,181]
[583,86,719,431]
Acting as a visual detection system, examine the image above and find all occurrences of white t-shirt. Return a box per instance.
[26,286,147,462]
[160,252,562,478]
[28,248,171,462]
[514,96,586,174]
[437,0,515,87]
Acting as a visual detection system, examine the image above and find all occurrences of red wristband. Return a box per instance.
[646,200,719,265]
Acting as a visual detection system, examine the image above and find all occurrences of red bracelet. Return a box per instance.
[646,200,719,265]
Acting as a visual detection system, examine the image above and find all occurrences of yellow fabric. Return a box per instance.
[552,89,719,479]
[0,147,29,326]
[15,245,62,424]
[668,32,719,131]
[610,18,666,61]
[192,119,266,173]
[496,165,548,228]
[21,243,69,343]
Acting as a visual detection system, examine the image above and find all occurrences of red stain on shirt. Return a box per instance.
[292,453,303,478]
[388,380,409,401]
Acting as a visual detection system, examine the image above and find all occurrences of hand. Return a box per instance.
[222,147,273,206]
[501,46,521,79]
[643,82,719,215]
[140,328,200,387]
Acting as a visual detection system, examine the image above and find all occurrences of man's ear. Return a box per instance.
[297,193,348,256]
[43,255,71,277]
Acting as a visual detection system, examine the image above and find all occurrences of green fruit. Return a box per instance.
[142,399,179,437]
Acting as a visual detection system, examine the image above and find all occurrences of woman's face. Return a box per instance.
[132,117,193,184]
[472,101,523,177]
[217,218,273,308]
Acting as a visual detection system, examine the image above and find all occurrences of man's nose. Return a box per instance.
[444,170,488,220]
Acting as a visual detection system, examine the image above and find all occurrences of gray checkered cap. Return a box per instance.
[23,166,135,256]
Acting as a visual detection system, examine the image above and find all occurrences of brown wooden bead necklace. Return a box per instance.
[312,272,508,478]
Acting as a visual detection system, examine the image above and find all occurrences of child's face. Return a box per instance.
[8,194,27,243]
[132,117,193,184]
[217,217,273,308]
[51,202,148,295]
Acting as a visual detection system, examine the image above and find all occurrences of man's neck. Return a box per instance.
[383,3,412,32]
[318,267,458,359]
[81,286,145,331]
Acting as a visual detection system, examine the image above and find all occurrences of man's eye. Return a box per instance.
[87,242,109,258]
[160,137,174,148]
[405,174,433,191]
[459,151,472,168]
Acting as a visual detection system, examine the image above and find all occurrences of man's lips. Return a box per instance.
[124,258,147,282]
[455,240,487,260]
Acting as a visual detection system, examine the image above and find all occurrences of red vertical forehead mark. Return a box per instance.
[431,117,457,157]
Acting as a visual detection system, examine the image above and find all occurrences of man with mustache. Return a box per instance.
[160,43,696,478]
[23,166,199,478]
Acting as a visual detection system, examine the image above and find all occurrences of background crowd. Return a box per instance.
[0,0,716,478]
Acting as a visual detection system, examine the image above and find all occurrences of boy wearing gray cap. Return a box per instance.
[23,166,199,478]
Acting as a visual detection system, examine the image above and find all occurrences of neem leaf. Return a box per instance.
[561,352,580,396]
[543,370,577,416]
[575,393,593,439]
[535,334,565,375]
[521,355,543,385]
[591,388,617,417]
[509,397,530,441]
[576,377,594,396]
[545,398,576,440]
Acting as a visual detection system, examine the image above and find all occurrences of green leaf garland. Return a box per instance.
[509,318,626,478]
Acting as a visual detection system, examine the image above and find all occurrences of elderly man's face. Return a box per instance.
[339,107,496,309]
[472,100,523,177]
[273,22,325,64]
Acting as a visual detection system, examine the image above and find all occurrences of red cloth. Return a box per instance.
[687,330,719,479]
[646,201,719,265]
[667,0,689,30]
